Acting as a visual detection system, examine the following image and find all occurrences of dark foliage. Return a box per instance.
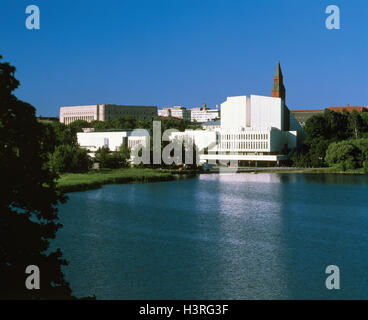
[291,109,368,169]
[0,55,75,299]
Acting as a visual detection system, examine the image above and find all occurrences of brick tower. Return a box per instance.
[271,60,286,102]
[271,61,289,130]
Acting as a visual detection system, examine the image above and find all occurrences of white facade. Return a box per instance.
[190,108,219,123]
[77,130,149,157]
[170,130,218,152]
[250,95,283,130]
[221,96,251,130]
[158,109,171,117]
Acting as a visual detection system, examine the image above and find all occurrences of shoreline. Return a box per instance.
[57,167,367,193]
[207,167,368,175]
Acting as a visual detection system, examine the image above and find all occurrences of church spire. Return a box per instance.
[274,60,283,77]
[271,61,286,102]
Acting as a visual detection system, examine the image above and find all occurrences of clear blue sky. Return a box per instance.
[1,0,367,116]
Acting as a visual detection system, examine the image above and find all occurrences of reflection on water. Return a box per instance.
[54,173,368,299]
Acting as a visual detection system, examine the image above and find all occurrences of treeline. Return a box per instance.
[42,117,202,173]
[64,116,202,133]
[291,109,368,171]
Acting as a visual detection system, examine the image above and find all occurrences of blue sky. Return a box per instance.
[1,0,367,116]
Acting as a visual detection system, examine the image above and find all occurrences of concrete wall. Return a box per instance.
[250,95,283,130]
[221,96,249,130]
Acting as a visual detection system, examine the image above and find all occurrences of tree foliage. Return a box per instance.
[49,144,92,173]
[0,55,74,299]
[325,138,368,171]
[292,109,368,169]
[95,145,131,169]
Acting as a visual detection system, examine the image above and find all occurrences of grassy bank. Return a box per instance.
[57,168,198,193]
[57,166,367,193]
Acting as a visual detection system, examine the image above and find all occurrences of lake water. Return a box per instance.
[54,173,368,299]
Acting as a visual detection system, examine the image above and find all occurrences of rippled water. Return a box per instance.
[54,173,368,299]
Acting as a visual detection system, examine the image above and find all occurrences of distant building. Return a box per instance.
[290,109,324,126]
[157,109,171,118]
[60,104,157,125]
[328,105,368,113]
[158,106,191,121]
[190,104,220,123]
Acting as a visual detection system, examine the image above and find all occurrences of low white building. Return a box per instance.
[190,106,220,123]
[77,129,149,157]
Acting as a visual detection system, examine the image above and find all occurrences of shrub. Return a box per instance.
[325,140,360,170]
[50,144,92,173]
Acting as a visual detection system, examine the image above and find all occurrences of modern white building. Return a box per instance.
[170,95,302,165]
[168,62,305,165]
[60,104,157,124]
[77,129,149,157]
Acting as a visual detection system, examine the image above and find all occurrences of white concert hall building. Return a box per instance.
[170,62,305,165]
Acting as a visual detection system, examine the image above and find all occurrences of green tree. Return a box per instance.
[95,145,131,169]
[323,109,348,140]
[0,55,74,299]
[95,146,111,168]
[50,144,92,173]
[304,115,328,140]
[67,119,90,133]
[325,140,360,170]
[348,110,364,139]
[361,113,368,132]
[47,122,78,147]
[351,138,368,169]
[117,144,131,168]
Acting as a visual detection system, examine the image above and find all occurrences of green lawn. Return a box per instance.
[57,168,179,192]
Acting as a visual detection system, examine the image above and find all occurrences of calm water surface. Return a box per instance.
[54,173,368,299]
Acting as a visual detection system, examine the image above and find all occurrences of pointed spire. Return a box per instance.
[274,60,283,78]
[271,60,285,101]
